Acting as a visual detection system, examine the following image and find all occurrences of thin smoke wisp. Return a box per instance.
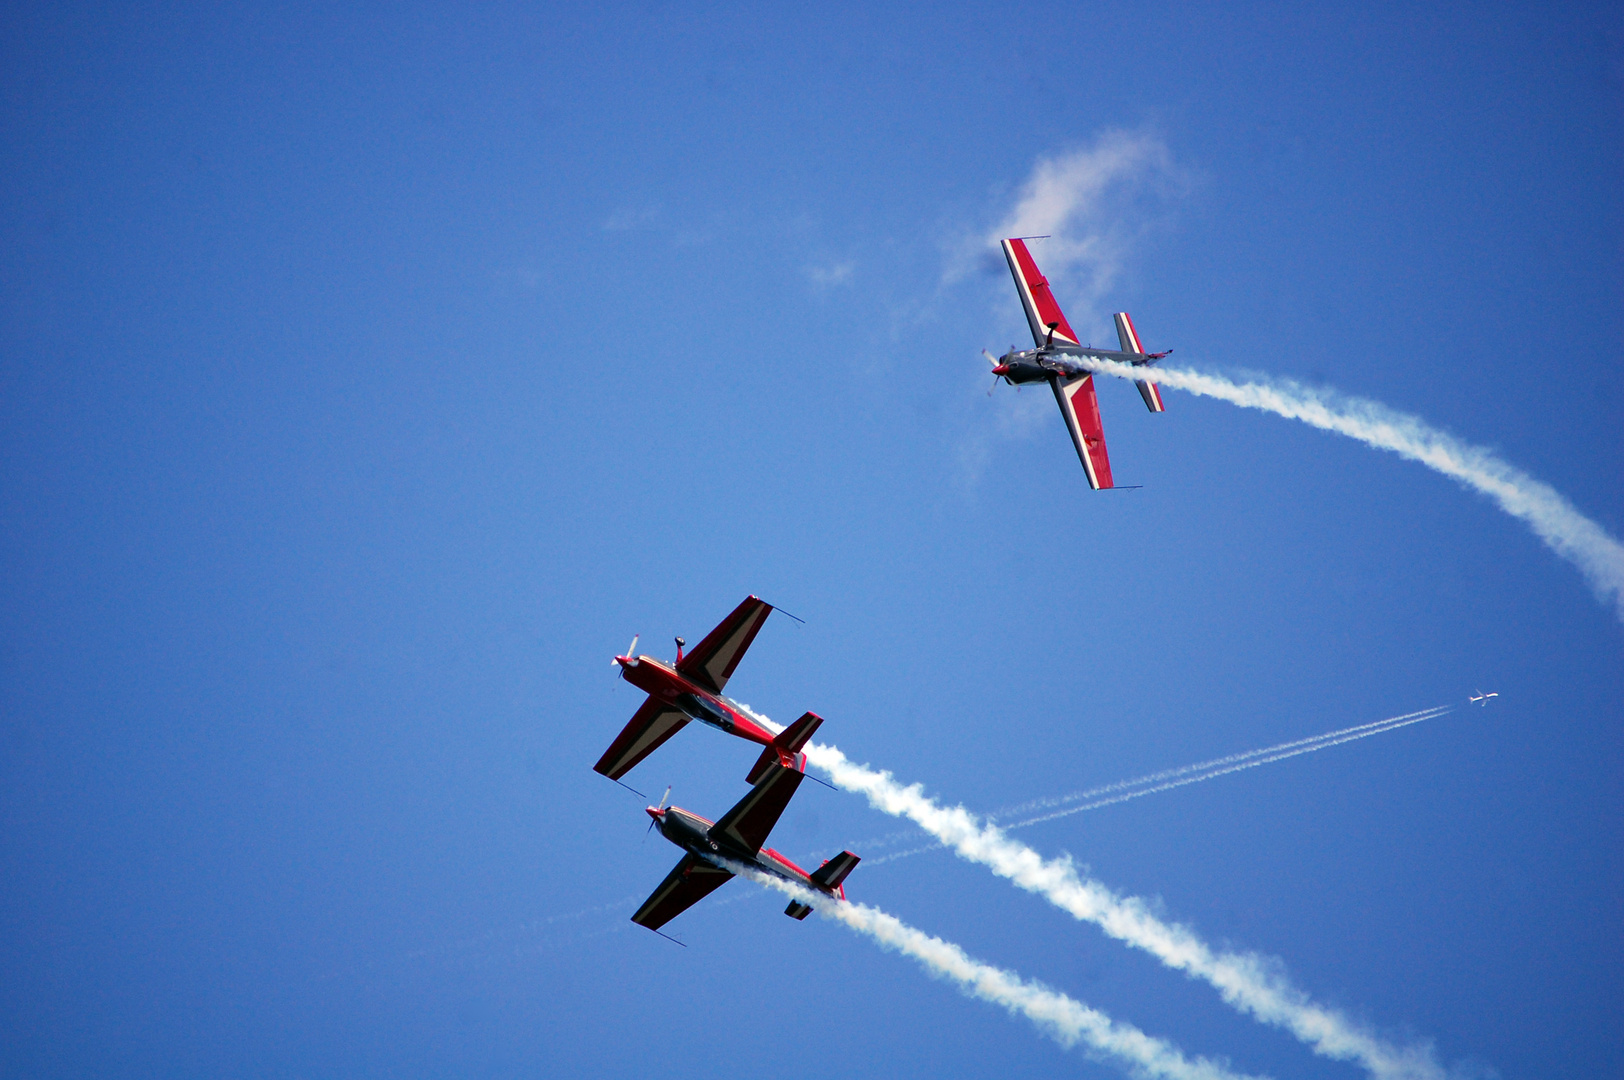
[797,738,1447,1080]
[858,705,1456,866]
[1079,354,1624,624]
[1002,705,1454,827]
[720,860,1264,1080]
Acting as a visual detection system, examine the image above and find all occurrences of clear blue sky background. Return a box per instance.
[3,3,1620,1078]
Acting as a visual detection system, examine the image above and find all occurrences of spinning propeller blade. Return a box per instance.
[983,349,1007,395]
[614,634,639,665]
[645,784,672,837]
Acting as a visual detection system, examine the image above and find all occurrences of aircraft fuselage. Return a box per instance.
[649,805,822,893]
[615,655,776,748]
[995,345,1150,385]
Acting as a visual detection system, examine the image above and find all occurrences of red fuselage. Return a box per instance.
[614,654,776,747]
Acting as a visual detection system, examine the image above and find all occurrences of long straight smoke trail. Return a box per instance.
[861,706,1455,864]
[800,740,1446,1080]
[1077,355,1624,624]
[720,860,1264,1080]
[1005,706,1454,828]
[993,706,1447,822]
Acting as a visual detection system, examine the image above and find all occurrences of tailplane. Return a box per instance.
[1114,312,1166,413]
[745,711,824,784]
[784,850,860,920]
[810,851,860,897]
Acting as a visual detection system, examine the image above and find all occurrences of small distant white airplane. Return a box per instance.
[1470,690,1499,705]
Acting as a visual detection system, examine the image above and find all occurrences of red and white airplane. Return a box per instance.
[595,596,821,784]
[632,760,860,934]
[987,237,1170,489]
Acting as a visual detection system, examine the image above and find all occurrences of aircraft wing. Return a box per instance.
[631,853,734,932]
[1002,239,1081,348]
[676,595,773,695]
[1051,373,1114,489]
[593,696,690,780]
[709,761,805,855]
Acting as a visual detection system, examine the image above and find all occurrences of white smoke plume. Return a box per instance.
[718,859,1264,1080]
[1001,705,1454,827]
[798,738,1447,1080]
[1076,354,1624,624]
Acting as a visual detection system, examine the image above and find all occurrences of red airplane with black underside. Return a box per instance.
[987,237,1171,489]
[595,595,820,785]
[633,759,861,933]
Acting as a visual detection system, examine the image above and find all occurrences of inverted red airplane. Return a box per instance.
[633,759,861,933]
[595,595,821,784]
[987,237,1170,489]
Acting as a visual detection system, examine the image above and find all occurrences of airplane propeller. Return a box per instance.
[645,785,673,837]
[613,634,639,666]
[983,349,1007,395]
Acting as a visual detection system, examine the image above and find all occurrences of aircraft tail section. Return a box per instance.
[744,710,824,785]
[1114,312,1166,413]
[783,850,860,919]
[810,851,860,897]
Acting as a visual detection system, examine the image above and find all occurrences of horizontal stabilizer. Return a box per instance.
[1115,312,1166,413]
[784,900,814,920]
[745,710,824,784]
[810,851,860,898]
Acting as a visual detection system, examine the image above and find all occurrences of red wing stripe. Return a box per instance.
[1002,239,1080,348]
[1050,374,1114,489]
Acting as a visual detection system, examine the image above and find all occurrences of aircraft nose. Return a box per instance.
[645,806,661,820]
[991,364,1010,376]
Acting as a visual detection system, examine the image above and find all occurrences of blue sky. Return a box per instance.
[2,3,1620,1078]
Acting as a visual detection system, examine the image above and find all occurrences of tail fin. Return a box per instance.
[1114,312,1166,413]
[745,711,824,785]
[809,851,860,899]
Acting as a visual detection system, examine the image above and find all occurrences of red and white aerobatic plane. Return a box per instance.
[987,237,1170,489]
[595,596,822,785]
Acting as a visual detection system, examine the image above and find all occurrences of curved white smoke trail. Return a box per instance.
[1080,355,1624,624]
[722,860,1264,1080]
[800,739,1447,1080]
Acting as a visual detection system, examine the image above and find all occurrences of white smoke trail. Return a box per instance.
[718,859,1264,1080]
[1002,706,1454,827]
[800,739,1446,1080]
[1077,354,1624,623]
